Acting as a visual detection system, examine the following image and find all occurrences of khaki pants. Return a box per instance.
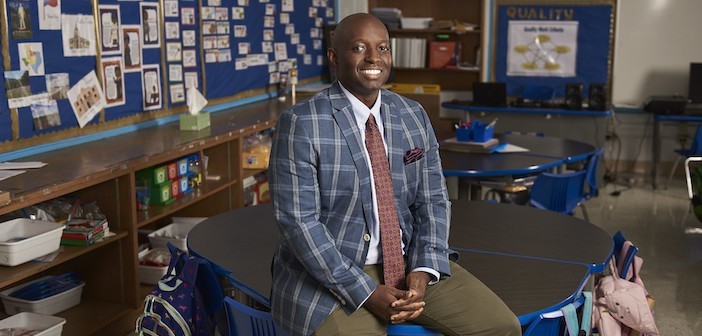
[314,261,521,336]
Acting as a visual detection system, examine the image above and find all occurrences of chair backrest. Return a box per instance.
[529,170,586,215]
[691,124,702,154]
[387,323,443,335]
[522,294,586,336]
[612,231,639,279]
[584,148,604,200]
[222,296,287,336]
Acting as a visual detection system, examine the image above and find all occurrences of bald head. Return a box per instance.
[328,13,392,107]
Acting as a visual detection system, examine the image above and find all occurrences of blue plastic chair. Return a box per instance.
[529,170,586,217]
[522,293,590,336]
[584,148,604,200]
[387,323,443,335]
[222,296,288,336]
[613,231,639,279]
[666,124,702,189]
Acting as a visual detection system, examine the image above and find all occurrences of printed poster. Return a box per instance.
[62,14,96,57]
[38,0,61,30]
[18,42,45,76]
[507,20,578,77]
[142,65,162,111]
[46,73,69,100]
[101,57,125,108]
[122,25,142,72]
[4,70,31,108]
[99,5,122,55]
[141,3,161,49]
[9,0,32,39]
[31,95,61,131]
[67,70,106,128]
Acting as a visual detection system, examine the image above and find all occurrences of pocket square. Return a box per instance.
[404,147,425,164]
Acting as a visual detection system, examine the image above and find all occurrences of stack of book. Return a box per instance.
[60,218,109,247]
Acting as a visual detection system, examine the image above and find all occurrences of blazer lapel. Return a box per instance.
[329,83,375,229]
[381,95,407,213]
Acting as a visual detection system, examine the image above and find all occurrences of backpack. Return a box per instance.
[135,243,216,336]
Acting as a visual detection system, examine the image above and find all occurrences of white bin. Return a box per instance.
[0,219,64,266]
[148,221,200,251]
[0,312,66,336]
[0,276,85,315]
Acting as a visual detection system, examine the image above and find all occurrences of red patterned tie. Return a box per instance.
[365,114,405,289]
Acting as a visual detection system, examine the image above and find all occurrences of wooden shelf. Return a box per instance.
[136,178,236,228]
[58,300,131,335]
[388,28,480,35]
[243,168,268,179]
[0,231,128,289]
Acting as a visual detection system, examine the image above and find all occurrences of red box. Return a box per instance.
[429,41,458,69]
[167,162,178,180]
[170,180,181,199]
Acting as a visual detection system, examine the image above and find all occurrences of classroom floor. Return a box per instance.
[580,175,702,335]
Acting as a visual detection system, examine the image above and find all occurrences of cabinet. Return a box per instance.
[368,0,483,91]
[0,99,286,335]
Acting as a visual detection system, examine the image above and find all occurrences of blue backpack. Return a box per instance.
[136,243,220,336]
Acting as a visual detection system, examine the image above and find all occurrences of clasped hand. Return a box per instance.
[364,271,431,324]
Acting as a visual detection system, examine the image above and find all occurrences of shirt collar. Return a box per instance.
[338,82,382,130]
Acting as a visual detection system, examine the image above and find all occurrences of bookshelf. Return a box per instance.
[0,99,286,334]
[368,0,483,91]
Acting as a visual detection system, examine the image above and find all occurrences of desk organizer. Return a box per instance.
[0,276,85,315]
[0,219,64,267]
[0,312,66,336]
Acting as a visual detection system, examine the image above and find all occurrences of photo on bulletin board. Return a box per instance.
[46,73,69,100]
[122,25,142,72]
[38,0,61,30]
[9,0,33,39]
[99,5,122,56]
[101,57,125,108]
[142,65,162,111]
[17,42,45,76]
[5,70,31,108]
[30,97,61,131]
[61,14,97,57]
[67,70,106,128]
[140,2,161,49]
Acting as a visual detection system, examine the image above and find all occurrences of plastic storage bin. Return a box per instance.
[0,276,85,315]
[138,248,169,285]
[0,312,66,336]
[0,219,64,266]
[400,17,432,29]
[148,221,200,251]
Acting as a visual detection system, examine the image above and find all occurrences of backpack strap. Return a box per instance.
[561,291,593,336]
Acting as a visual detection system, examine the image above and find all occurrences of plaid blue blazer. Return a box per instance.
[269,82,451,335]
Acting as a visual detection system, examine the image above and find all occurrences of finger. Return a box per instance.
[391,307,424,324]
[391,300,425,311]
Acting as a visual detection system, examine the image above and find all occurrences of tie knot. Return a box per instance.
[366,114,377,127]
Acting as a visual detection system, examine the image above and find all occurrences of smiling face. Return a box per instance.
[328,14,391,107]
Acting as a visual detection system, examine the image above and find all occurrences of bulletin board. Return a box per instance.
[0,0,335,152]
[490,0,615,99]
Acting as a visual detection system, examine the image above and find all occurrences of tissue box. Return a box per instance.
[180,113,211,131]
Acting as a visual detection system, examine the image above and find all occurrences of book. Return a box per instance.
[441,137,500,154]
[62,223,106,241]
[63,218,108,234]
[61,229,106,246]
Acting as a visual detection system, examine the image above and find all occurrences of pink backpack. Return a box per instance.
[592,242,658,336]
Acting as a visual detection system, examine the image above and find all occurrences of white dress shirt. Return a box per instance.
[338,83,439,284]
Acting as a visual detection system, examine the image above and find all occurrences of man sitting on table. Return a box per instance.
[269,13,521,336]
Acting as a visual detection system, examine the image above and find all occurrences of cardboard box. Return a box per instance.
[180,113,211,131]
[429,41,458,69]
[136,165,168,186]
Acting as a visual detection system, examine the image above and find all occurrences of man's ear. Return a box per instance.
[327,48,337,68]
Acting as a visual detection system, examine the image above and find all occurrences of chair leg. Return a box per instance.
[666,157,683,189]
[580,204,590,223]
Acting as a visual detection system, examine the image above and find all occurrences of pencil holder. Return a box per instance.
[456,128,472,142]
[472,126,494,142]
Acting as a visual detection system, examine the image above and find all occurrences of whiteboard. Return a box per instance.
[613,0,702,108]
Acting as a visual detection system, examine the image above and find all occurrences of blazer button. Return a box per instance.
[363,234,371,242]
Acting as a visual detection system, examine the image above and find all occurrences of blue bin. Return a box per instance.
[456,128,472,142]
[473,126,494,142]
